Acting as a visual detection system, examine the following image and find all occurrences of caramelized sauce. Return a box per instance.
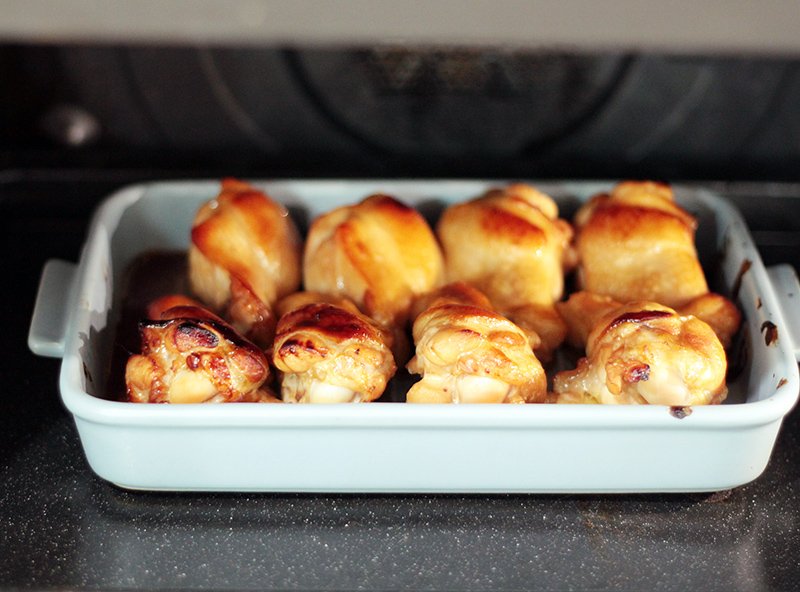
[761,320,779,346]
[732,259,752,302]
[607,309,673,330]
[670,406,693,419]
[595,309,673,343]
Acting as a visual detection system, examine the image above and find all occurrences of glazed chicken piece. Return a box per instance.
[678,292,741,350]
[557,290,740,351]
[552,301,728,406]
[571,181,741,346]
[409,280,495,321]
[406,282,547,404]
[573,180,709,308]
[189,178,302,349]
[436,183,576,361]
[272,292,397,403]
[303,193,445,363]
[126,300,278,403]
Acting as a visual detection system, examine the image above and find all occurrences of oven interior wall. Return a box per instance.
[3,44,800,181]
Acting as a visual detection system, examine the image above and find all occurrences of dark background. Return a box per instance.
[4,44,800,181]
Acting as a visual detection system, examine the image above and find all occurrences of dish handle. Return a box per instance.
[28,259,78,359]
[767,264,800,362]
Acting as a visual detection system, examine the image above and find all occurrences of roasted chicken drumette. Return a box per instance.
[557,290,741,351]
[303,193,445,364]
[406,282,547,404]
[126,299,278,404]
[552,301,728,406]
[573,180,707,307]
[189,178,302,349]
[436,183,576,361]
[572,181,741,344]
[272,292,397,403]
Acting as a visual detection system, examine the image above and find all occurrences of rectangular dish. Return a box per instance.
[28,180,800,493]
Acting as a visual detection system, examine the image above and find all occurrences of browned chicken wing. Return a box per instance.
[436,184,576,361]
[558,289,741,351]
[189,178,302,348]
[272,292,397,403]
[126,301,278,404]
[407,282,547,404]
[552,301,728,406]
[677,292,741,350]
[303,193,445,363]
[574,181,708,307]
[571,181,741,347]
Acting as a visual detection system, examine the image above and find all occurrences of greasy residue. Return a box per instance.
[761,321,779,346]
[732,259,752,302]
[670,406,693,419]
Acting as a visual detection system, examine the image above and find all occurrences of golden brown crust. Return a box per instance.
[437,184,575,310]
[303,193,445,363]
[574,181,709,308]
[555,291,623,349]
[272,294,397,403]
[677,292,742,350]
[436,184,574,361]
[146,294,215,321]
[188,178,302,348]
[552,301,728,406]
[126,304,273,404]
[557,290,741,352]
[574,181,696,230]
[410,281,494,321]
[406,284,547,404]
[275,290,362,319]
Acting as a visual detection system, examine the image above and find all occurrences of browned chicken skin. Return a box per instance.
[272,292,397,403]
[557,290,741,351]
[407,283,547,404]
[552,301,728,406]
[573,180,707,307]
[436,184,576,361]
[189,178,302,349]
[677,292,741,350]
[303,193,445,363]
[126,302,278,404]
[146,294,212,321]
[575,181,708,306]
[571,181,741,347]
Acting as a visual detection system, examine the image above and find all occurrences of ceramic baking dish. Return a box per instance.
[28,180,800,493]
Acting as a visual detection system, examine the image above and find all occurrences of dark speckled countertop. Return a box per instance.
[3,172,800,591]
